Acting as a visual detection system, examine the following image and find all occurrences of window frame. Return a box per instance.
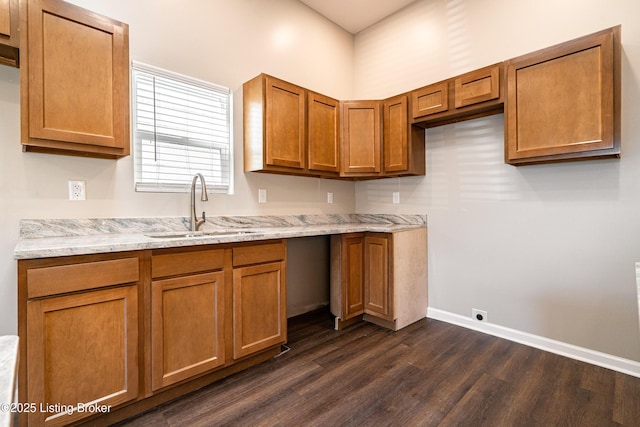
[130,61,234,194]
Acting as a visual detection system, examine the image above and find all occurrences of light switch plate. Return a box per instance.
[392,191,400,204]
[258,188,267,203]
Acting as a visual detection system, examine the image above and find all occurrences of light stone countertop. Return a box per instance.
[14,214,427,260]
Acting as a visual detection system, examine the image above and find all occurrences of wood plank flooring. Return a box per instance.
[116,308,640,426]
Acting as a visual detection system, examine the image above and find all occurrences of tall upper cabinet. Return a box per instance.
[20,0,130,158]
[0,0,19,67]
[505,26,621,165]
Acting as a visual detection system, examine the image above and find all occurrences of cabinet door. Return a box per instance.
[341,234,365,319]
[411,81,448,119]
[0,0,18,67]
[233,262,286,359]
[27,286,138,426]
[265,76,306,170]
[454,64,500,109]
[21,0,130,157]
[151,272,225,390]
[364,234,393,321]
[308,92,340,174]
[505,26,620,164]
[341,101,381,176]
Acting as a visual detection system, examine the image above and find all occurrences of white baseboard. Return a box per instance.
[427,307,640,379]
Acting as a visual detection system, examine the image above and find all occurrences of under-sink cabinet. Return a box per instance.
[330,228,427,331]
[150,248,227,391]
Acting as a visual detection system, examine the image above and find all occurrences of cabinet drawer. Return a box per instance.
[233,242,285,267]
[152,248,225,278]
[454,64,501,108]
[27,257,139,299]
[411,81,448,119]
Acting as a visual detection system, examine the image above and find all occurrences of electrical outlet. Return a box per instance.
[392,191,400,204]
[68,180,86,201]
[472,308,487,322]
[327,192,334,204]
[258,188,267,203]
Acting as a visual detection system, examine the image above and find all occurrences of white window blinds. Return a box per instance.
[131,62,233,193]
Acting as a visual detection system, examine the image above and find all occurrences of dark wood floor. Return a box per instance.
[117,309,640,426]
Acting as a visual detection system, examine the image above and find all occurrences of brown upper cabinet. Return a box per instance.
[308,91,341,174]
[0,0,19,67]
[504,26,621,165]
[383,94,425,176]
[411,63,504,128]
[244,74,340,178]
[341,100,382,178]
[21,0,130,158]
[244,75,424,180]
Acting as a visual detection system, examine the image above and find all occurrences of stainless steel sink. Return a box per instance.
[145,230,259,239]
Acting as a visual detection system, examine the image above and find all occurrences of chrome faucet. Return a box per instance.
[190,173,208,231]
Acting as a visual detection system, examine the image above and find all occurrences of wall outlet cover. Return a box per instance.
[472,308,488,322]
[68,180,86,201]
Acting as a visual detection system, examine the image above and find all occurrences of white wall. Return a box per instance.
[0,0,355,335]
[354,0,640,361]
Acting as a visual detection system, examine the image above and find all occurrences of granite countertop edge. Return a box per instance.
[14,214,427,260]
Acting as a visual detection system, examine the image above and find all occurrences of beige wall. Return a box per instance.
[0,0,355,335]
[354,0,640,361]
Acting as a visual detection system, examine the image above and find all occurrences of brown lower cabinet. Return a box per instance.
[330,228,428,331]
[232,242,287,359]
[18,241,287,426]
[19,254,141,427]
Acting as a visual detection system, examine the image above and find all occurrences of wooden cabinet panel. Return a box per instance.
[411,82,448,119]
[265,76,306,169]
[0,0,18,67]
[232,261,286,359]
[505,26,620,164]
[244,74,308,174]
[152,248,225,278]
[21,0,130,158]
[383,95,425,176]
[455,64,500,108]
[27,257,139,298]
[341,234,365,319]
[232,241,286,267]
[384,96,409,173]
[308,92,340,174]
[27,286,138,426]
[341,101,381,177]
[151,272,225,390]
[364,234,392,321]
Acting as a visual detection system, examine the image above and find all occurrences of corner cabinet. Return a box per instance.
[505,26,621,165]
[330,228,427,331]
[341,101,382,178]
[0,0,19,67]
[20,0,130,158]
[18,254,141,426]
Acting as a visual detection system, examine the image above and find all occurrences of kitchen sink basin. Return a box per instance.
[145,230,259,239]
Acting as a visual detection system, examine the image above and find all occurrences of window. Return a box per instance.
[131,62,233,194]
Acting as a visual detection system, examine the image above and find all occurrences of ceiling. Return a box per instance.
[299,0,417,34]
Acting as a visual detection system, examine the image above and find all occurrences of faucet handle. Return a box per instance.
[202,211,206,222]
